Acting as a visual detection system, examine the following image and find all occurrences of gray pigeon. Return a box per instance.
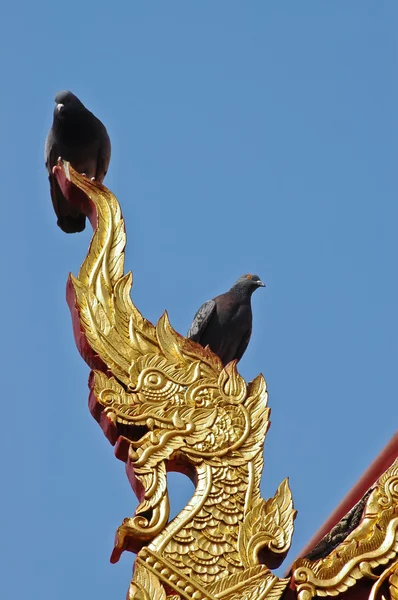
[187,274,265,366]
[45,91,111,233]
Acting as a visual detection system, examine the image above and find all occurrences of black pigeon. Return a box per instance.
[187,274,265,366]
[45,91,111,233]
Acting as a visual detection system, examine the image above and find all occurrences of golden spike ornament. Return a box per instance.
[56,160,398,600]
[55,161,295,600]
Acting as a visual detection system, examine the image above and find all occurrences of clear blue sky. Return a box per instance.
[0,2,396,597]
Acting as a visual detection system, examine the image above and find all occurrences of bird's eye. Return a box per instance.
[246,274,251,280]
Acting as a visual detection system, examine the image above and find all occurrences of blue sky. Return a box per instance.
[0,2,397,598]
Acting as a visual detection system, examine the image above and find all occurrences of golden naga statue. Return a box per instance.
[55,161,398,600]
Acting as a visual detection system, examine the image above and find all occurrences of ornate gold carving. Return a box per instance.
[58,161,296,600]
[390,565,398,600]
[128,560,166,600]
[292,459,398,600]
[238,478,295,567]
[131,548,289,600]
[368,558,398,600]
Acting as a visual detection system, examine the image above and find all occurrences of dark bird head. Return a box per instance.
[53,90,86,119]
[231,274,265,297]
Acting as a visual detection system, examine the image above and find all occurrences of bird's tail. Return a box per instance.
[49,173,86,234]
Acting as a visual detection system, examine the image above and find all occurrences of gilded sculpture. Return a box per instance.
[55,161,398,600]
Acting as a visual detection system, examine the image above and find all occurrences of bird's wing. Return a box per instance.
[187,299,216,341]
[95,121,111,182]
[234,328,252,363]
[48,173,86,233]
[45,128,86,233]
[44,128,55,172]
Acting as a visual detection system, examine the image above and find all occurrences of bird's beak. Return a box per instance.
[257,280,265,287]
[56,103,64,113]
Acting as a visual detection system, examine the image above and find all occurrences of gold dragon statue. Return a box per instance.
[55,161,398,600]
[55,161,296,600]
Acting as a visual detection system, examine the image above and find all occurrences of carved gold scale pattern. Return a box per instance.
[57,161,398,600]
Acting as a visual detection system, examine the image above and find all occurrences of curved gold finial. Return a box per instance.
[56,161,296,600]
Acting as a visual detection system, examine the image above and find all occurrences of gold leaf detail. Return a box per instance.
[238,478,296,567]
[390,569,398,600]
[218,362,247,403]
[207,566,289,600]
[128,562,166,600]
[207,565,268,594]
